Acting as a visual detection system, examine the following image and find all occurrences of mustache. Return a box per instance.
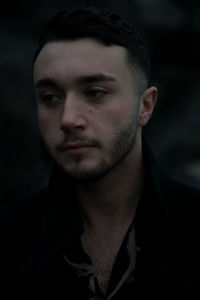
[55,133,102,151]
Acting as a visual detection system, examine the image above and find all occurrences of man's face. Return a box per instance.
[33,38,145,181]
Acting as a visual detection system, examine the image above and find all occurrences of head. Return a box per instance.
[33,6,157,182]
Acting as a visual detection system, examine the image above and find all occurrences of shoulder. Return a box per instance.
[0,188,48,297]
[0,188,47,238]
[158,171,200,260]
[159,170,200,216]
[143,136,200,221]
[157,172,200,290]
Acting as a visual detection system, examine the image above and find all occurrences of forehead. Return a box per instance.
[33,38,131,82]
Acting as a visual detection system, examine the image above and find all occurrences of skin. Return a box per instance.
[33,38,156,183]
[33,38,157,293]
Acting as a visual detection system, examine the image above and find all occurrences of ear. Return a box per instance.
[138,86,158,127]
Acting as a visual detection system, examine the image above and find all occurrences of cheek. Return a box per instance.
[38,112,58,144]
[103,105,131,128]
[38,114,49,136]
[93,107,127,142]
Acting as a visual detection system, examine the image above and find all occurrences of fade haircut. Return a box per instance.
[33,6,151,94]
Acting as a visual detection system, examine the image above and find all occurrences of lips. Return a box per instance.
[59,142,95,155]
[64,142,93,150]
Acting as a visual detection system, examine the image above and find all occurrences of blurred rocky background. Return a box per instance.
[1,0,200,207]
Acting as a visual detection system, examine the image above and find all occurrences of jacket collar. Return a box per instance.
[31,167,84,278]
[134,136,169,250]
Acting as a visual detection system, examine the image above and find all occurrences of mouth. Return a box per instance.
[59,143,96,155]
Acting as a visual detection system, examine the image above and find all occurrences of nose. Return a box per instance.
[60,95,87,131]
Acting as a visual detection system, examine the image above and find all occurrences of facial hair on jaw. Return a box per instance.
[55,109,139,182]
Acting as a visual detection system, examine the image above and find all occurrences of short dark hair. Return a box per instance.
[34,6,151,93]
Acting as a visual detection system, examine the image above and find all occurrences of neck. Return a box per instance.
[76,137,144,229]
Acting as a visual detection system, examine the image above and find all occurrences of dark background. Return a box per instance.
[1,0,200,207]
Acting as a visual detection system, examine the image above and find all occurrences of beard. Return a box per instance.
[51,110,139,183]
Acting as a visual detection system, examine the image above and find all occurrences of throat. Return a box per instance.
[81,218,135,295]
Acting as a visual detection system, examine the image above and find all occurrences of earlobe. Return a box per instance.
[138,86,157,127]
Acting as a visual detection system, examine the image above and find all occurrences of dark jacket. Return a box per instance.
[0,141,200,299]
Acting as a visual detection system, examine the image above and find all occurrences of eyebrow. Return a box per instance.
[77,74,117,84]
[35,73,117,89]
[35,78,60,90]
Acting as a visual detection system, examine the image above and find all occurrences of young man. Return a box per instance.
[1,6,200,300]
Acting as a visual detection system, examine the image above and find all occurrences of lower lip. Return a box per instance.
[63,146,94,155]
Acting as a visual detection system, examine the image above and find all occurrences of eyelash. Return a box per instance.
[84,88,108,99]
[38,88,108,105]
[40,94,61,104]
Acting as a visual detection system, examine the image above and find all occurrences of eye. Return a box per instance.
[41,94,61,105]
[85,89,108,99]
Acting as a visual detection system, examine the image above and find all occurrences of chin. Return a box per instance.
[58,163,107,183]
[65,169,102,183]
